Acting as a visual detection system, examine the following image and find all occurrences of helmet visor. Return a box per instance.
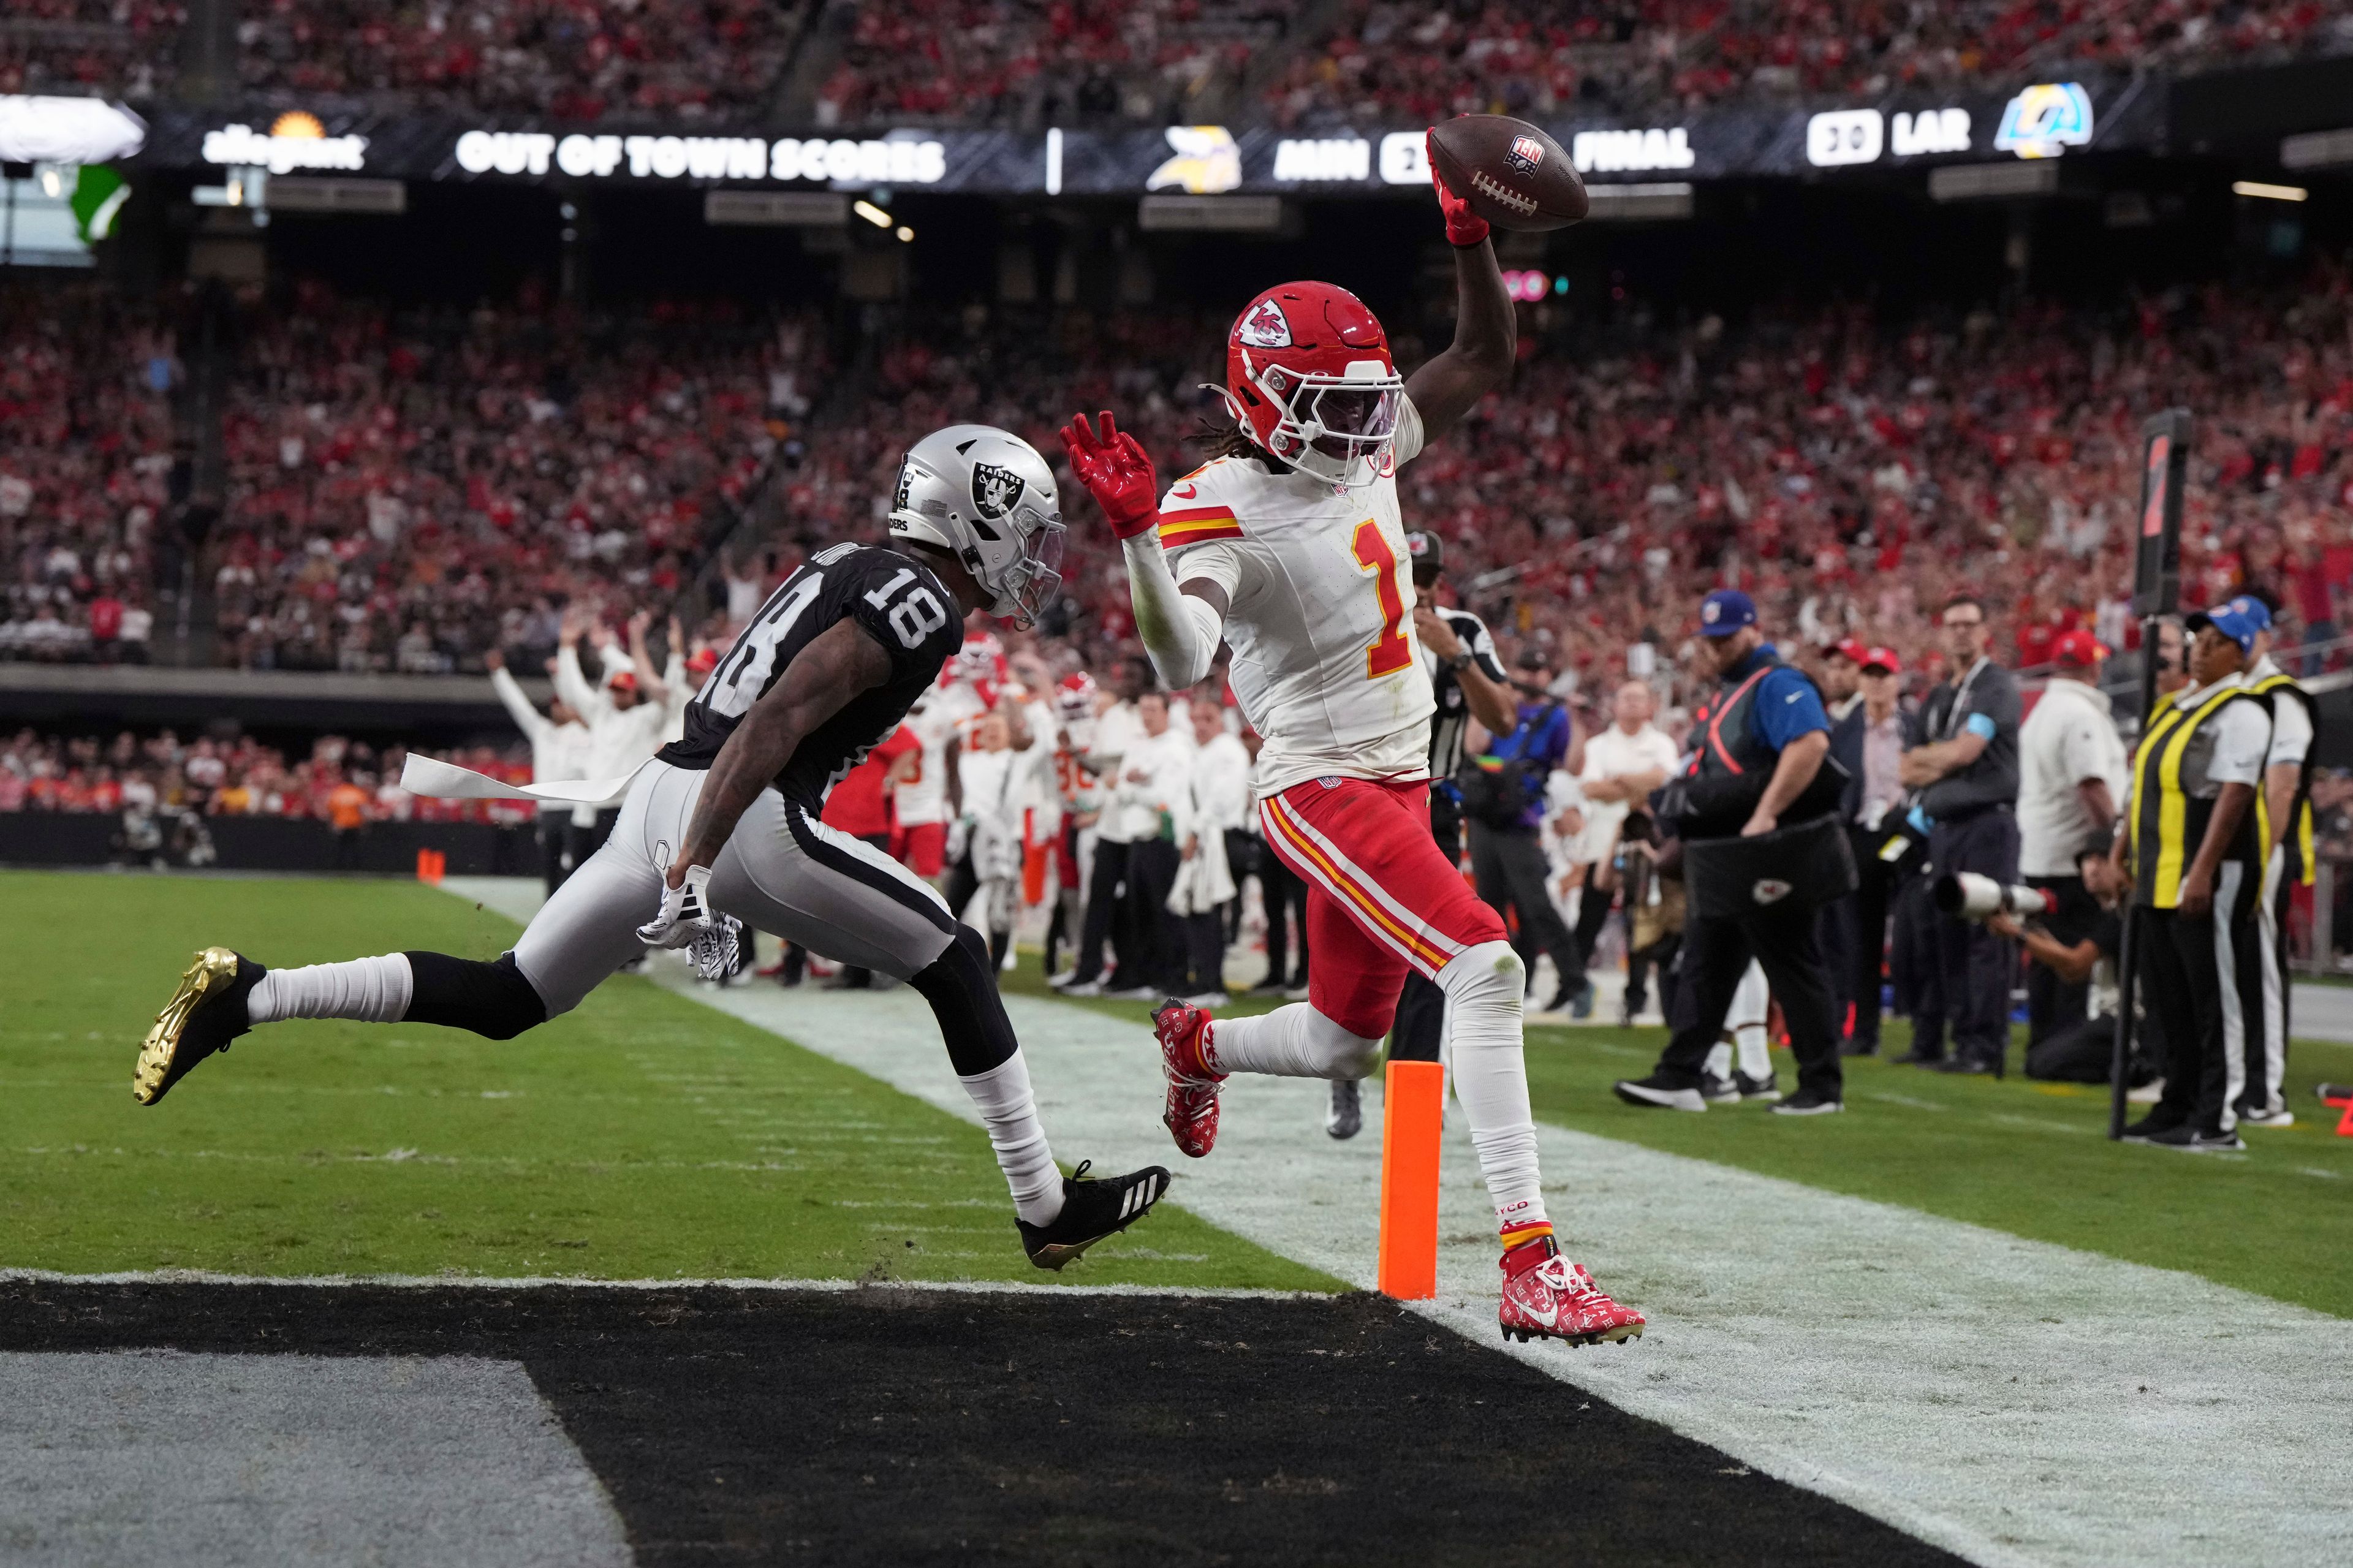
[1009,518,1066,627]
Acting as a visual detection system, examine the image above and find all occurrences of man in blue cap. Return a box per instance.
[1615,589,1849,1115]
[2118,602,2273,1150]
[2227,592,2319,1129]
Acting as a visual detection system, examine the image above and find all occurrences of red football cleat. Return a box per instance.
[1153,998,1225,1159]
[1498,1238,1646,1347]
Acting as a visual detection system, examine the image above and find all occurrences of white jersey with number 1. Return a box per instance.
[1158,397,1432,797]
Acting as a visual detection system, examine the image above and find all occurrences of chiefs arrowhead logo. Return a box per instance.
[1236,298,1292,349]
[1752,879,1793,904]
[970,462,1025,521]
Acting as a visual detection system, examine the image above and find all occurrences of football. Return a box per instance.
[1428,114,1587,232]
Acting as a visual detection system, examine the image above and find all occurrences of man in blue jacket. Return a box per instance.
[1615,590,1846,1115]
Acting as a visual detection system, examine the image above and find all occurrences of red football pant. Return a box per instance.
[891,821,946,879]
[1257,776,1507,1040]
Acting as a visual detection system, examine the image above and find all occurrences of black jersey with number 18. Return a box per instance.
[657,542,964,808]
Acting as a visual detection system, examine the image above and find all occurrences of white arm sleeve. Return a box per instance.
[1123,533,1226,691]
[489,667,551,743]
[553,645,607,721]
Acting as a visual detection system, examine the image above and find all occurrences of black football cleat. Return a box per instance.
[134,947,265,1105]
[1018,1161,1170,1271]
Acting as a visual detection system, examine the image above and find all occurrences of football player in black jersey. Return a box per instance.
[132,425,1169,1270]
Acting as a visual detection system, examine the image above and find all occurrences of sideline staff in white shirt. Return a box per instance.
[2015,629,2128,1047]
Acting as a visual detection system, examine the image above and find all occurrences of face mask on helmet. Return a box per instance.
[1246,360,1402,488]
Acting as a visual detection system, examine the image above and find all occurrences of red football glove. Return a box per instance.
[1427,129,1490,248]
[1058,411,1161,541]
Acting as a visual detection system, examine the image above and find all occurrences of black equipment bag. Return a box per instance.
[1455,703,1559,831]
[1681,813,1857,919]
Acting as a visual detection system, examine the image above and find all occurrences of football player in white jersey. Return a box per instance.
[1058,140,1643,1347]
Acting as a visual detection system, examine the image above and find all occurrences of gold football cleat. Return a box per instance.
[134,946,256,1105]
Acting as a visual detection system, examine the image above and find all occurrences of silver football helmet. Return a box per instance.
[886,425,1066,627]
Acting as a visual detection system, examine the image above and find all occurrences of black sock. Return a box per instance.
[908,925,1018,1076]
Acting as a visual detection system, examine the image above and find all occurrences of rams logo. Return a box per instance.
[1237,297,1292,349]
[970,462,1025,521]
[1506,134,1544,173]
[1993,82,2094,160]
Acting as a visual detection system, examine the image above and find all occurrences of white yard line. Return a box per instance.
[444,877,2353,1568]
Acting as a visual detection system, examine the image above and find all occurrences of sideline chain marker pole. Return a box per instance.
[1377,1059,1444,1300]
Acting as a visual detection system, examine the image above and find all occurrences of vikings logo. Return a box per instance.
[970,461,1025,521]
[1506,134,1544,173]
[1236,297,1292,349]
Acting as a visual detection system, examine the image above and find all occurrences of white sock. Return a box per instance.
[246,955,413,1025]
[1438,941,1548,1233]
[1205,1002,1380,1080]
[958,1051,1064,1227]
[1735,1023,1771,1081]
[1704,1040,1732,1081]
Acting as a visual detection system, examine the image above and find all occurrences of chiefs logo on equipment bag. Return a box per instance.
[970,462,1026,521]
[1235,297,1292,349]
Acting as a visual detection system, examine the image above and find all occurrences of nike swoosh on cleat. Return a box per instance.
[1523,1299,1560,1330]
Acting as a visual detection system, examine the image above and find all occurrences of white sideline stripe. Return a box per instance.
[0,1267,1317,1302]
[441,876,2353,1568]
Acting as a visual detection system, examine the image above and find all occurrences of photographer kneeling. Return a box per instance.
[1980,831,2155,1087]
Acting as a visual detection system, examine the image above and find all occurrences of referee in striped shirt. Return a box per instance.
[1384,532,1515,1066]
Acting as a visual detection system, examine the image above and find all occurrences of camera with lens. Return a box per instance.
[1932,872,2056,924]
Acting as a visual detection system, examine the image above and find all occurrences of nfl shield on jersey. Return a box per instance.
[1156,398,1433,797]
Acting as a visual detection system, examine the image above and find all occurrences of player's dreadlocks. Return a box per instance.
[1189,417,1292,474]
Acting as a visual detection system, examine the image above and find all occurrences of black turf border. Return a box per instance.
[1,1282,1965,1568]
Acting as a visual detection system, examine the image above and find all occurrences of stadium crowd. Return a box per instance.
[810,0,1287,127]
[12,260,2353,710]
[14,0,2351,119]
[1267,0,2353,127]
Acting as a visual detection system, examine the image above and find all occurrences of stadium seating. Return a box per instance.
[6,264,2351,689]
[1267,1,2353,127]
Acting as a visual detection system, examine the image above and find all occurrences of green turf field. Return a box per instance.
[1003,961,2353,1319]
[0,871,1328,1290]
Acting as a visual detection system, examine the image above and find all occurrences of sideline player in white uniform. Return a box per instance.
[131,425,1168,1270]
[1058,144,1643,1346]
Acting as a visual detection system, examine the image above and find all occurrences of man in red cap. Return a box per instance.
[2015,628,2127,1054]
[1817,637,1865,722]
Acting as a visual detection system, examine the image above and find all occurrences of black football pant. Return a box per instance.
[1121,838,1183,995]
[2140,859,2261,1136]
[1650,901,1843,1103]
[1259,836,1311,989]
[1913,809,2019,1069]
[1392,792,1464,1062]
[537,812,573,897]
[1074,838,1132,987]
[1469,820,1579,1002]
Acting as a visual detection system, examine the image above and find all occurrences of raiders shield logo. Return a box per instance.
[891,461,914,515]
[1236,297,1292,349]
[971,461,1025,521]
[1505,134,1545,174]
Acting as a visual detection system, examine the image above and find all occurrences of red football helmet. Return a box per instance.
[1054,669,1099,723]
[1214,281,1403,488]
